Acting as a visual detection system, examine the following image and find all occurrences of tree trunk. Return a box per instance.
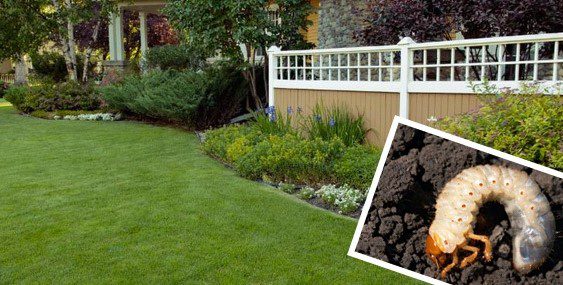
[14,55,28,85]
[52,0,78,81]
[81,18,102,82]
[242,45,263,110]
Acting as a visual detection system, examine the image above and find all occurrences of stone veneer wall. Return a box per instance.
[317,0,368,48]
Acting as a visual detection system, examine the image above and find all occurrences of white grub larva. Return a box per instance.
[425,165,555,278]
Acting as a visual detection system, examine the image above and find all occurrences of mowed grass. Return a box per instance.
[0,98,10,107]
[0,106,419,284]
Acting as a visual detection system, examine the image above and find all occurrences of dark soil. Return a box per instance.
[355,124,562,284]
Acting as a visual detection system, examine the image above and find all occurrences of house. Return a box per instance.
[105,0,350,67]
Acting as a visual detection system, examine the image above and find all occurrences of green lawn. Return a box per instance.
[0,106,418,284]
[0,98,9,107]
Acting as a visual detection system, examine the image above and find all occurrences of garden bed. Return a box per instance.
[355,125,562,284]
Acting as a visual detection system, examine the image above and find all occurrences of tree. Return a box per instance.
[0,0,117,83]
[49,0,117,81]
[164,0,313,110]
[356,0,563,45]
[0,0,57,83]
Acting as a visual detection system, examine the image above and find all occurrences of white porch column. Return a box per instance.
[139,12,148,59]
[114,10,124,61]
[108,13,116,60]
[108,10,125,61]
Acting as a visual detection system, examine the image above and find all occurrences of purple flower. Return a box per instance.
[266,106,276,115]
[287,106,293,115]
[501,120,507,127]
[313,114,321,122]
[329,117,335,127]
[269,113,277,122]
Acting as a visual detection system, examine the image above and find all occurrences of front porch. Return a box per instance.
[105,0,167,69]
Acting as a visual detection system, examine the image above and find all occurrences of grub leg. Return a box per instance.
[440,249,458,279]
[468,233,492,262]
[460,245,480,268]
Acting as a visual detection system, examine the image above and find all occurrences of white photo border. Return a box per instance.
[347,116,563,285]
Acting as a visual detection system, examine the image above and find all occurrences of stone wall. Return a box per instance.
[317,0,368,48]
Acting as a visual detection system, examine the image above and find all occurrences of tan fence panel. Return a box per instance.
[274,88,399,146]
[408,93,480,125]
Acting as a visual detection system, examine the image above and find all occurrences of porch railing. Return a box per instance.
[268,32,563,118]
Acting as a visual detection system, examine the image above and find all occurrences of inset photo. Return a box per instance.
[349,117,562,285]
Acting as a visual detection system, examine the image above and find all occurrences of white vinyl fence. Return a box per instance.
[268,33,563,118]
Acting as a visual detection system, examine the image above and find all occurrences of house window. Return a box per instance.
[268,4,281,25]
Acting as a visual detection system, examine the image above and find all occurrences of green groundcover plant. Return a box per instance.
[202,106,380,192]
[437,83,562,170]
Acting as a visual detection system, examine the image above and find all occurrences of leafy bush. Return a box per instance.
[297,187,316,200]
[317,184,365,214]
[279,183,297,194]
[233,133,345,184]
[101,70,206,125]
[30,52,91,82]
[202,124,259,161]
[102,62,249,129]
[4,81,103,113]
[334,145,381,190]
[0,80,8,98]
[203,122,382,189]
[437,83,562,170]
[144,44,207,71]
[194,62,248,129]
[301,104,370,146]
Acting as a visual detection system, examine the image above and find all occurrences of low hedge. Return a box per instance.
[101,62,247,129]
[4,81,103,113]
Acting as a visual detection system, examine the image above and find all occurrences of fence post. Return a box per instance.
[267,46,281,108]
[397,37,415,118]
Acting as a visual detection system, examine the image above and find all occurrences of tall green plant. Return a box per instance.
[301,103,370,146]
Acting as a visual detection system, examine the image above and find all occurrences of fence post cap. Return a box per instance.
[267,46,281,53]
[397,37,416,45]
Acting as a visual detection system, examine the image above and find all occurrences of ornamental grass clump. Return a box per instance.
[301,103,370,146]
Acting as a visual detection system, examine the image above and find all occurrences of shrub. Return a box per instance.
[203,122,383,189]
[102,62,249,129]
[4,85,28,109]
[202,124,258,161]
[144,44,207,71]
[194,62,248,129]
[317,184,365,214]
[437,83,562,170]
[297,187,316,200]
[0,80,8,98]
[279,183,297,194]
[333,145,381,190]
[301,104,370,146]
[4,81,103,113]
[30,52,91,82]
[233,133,345,184]
[101,70,206,125]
